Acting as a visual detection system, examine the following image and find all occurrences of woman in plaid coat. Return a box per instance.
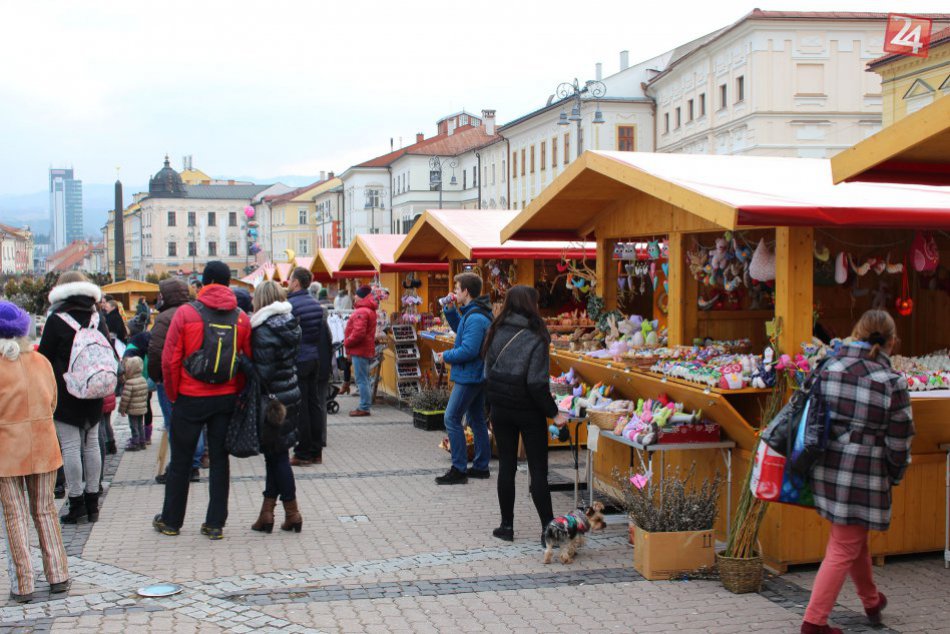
[802,310,914,634]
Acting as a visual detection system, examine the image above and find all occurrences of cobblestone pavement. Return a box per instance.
[1,393,948,633]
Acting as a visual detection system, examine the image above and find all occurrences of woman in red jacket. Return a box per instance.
[343,286,377,417]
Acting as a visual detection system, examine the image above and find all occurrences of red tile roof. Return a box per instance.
[48,241,93,272]
[263,179,329,204]
[869,25,950,68]
[355,125,501,168]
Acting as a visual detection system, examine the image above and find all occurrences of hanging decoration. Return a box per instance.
[244,205,255,219]
[896,257,914,316]
[749,237,776,282]
[911,231,940,273]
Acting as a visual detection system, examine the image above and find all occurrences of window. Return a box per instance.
[229,241,238,256]
[530,146,535,173]
[491,162,496,185]
[551,136,557,168]
[207,212,216,227]
[563,133,570,163]
[188,211,196,227]
[688,99,694,121]
[188,242,196,257]
[511,152,517,179]
[540,141,547,170]
[501,159,506,182]
[664,112,670,133]
[719,84,727,109]
[472,166,477,187]
[298,209,308,225]
[298,239,308,255]
[365,189,380,209]
[675,107,681,129]
[736,76,745,103]
[463,170,467,190]
[208,241,217,256]
[578,127,583,154]
[229,211,237,227]
[617,125,636,151]
[167,211,176,226]
[167,242,177,257]
[699,93,706,116]
[459,114,469,126]
[429,169,441,189]
[483,165,488,186]
[520,149,525,176]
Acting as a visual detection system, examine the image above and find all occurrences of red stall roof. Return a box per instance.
[395,209,594,263]
[502,151,950,241]
[341,234,448,273]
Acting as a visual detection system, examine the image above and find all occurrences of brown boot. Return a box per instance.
[251,497,277,533]
[280,499,303,533]
[339,382,351,395]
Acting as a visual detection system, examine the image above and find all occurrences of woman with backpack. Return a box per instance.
[248,281,304,534]
[39,271,115,525]
[801,309,914,634]
[0,300,72,603]
[482,285,568,543]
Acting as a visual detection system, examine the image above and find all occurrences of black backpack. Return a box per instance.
[183,301,240,384]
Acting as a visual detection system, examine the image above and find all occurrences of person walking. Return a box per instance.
[100,296,129,346]
[248,281,304,533]
[343,286,378,417]
[0,301,71,603]
[39,271,113,524]
[801,309,914,634]
[118,356,150,451]
[433,272,493,485]
[148,277,203,485]
[482,285,568,540]
[287,267,332,466]
[153,262,251,540]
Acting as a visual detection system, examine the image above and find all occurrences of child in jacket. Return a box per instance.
[119,356,150,451]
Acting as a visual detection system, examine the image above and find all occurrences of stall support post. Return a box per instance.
[774,227,814,355]
[666,232,686,345]
[595,238,612,309]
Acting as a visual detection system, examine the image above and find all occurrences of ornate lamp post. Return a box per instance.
[556,78,607,159]
[428,156,458,209]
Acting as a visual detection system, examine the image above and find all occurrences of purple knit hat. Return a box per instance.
[0,301,30,339]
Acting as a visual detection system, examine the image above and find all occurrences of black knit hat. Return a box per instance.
[202,261,231,286]
[355,285,372,299]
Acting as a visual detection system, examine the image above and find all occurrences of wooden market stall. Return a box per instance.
[502,149,950,571]
[337,234,449,400]
[100,279,160,318]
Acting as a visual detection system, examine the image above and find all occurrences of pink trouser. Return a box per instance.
[804,523,880,625]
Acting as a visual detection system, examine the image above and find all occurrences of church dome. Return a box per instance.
[149,155,186,197]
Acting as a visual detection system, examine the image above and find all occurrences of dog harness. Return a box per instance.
[553,510,591,539]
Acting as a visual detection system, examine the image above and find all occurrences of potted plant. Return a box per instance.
[614,465,721,580]
[409,385,451,431]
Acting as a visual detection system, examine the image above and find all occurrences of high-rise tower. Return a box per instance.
[49,168,83,251]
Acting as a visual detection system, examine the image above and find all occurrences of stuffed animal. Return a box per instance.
[749,238,776,282]
[711,237,730,272]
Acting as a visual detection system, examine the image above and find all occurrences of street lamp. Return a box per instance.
[556,78,607,159]
[428,156,458,209]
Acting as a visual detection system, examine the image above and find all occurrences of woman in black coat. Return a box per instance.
[38,271,112,524]
[248,281,303,534]
[482,285,568,543]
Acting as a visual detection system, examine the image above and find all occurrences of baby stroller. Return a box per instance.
[327,342,345,415]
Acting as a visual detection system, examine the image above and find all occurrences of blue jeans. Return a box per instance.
[444,382,490,473]
[156,384,204,469]
[263,449,296,502]
[352,355,372,412]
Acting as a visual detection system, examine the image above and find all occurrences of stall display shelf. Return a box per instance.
[395,343,421,361]
[396,361,422,380]
[547,324,597,333]
[391,324,418,343]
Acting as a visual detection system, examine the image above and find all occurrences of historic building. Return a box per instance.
[868,25,950,125]
[0,224,34,274]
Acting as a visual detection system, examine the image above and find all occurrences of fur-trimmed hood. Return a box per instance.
[48,281,102,305]
[250,301,293,329]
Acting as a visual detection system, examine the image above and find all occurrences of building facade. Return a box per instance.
[0,224,34,274]
[646,10,950,159]
[257,174,340,262]
[869,26,950,125]
[49,168,83,252]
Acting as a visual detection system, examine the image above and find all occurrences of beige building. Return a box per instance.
[646,10,950,158]
[256,174,340,262]
[869,26,950,125]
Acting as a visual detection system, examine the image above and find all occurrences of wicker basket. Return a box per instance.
[550,381,573,396]
[588,409,629,431]
[716,551,763,594]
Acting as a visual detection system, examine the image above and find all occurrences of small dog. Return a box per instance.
[543,502,606,564]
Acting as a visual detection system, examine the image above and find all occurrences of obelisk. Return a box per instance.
[114,178,126,281]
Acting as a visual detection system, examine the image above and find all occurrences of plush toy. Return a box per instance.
[647,240,661,260]
[710,237,730,273]
[750,347,776,389]
[749,238,776,282]
[549,424,570,442]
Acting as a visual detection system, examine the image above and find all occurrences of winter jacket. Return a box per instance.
[343,294,378,359]
[105,307,129,344]
[38,281,113,428]
[250,301,302,452]
[483,313,558,418]
[441,295,492,385]
[147,277,190,384]
[810,343,915,531]
[0,344,62,477]
[161,284,252,402]
[287,289,324,364]
[119,373,150,417]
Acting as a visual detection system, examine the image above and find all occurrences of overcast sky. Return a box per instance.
[1,0,948,195]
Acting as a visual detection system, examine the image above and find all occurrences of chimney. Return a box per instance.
[328,171,334,179]
[320,170,326,181]
[416,132,424,143]
[620,50,629,71]
[595,63,603,80]
[482,109,496,135]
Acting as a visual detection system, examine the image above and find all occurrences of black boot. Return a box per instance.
[60,496,86,525]
[492,524,514,542]
[106,440,117,455]
[84,491,100,523]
